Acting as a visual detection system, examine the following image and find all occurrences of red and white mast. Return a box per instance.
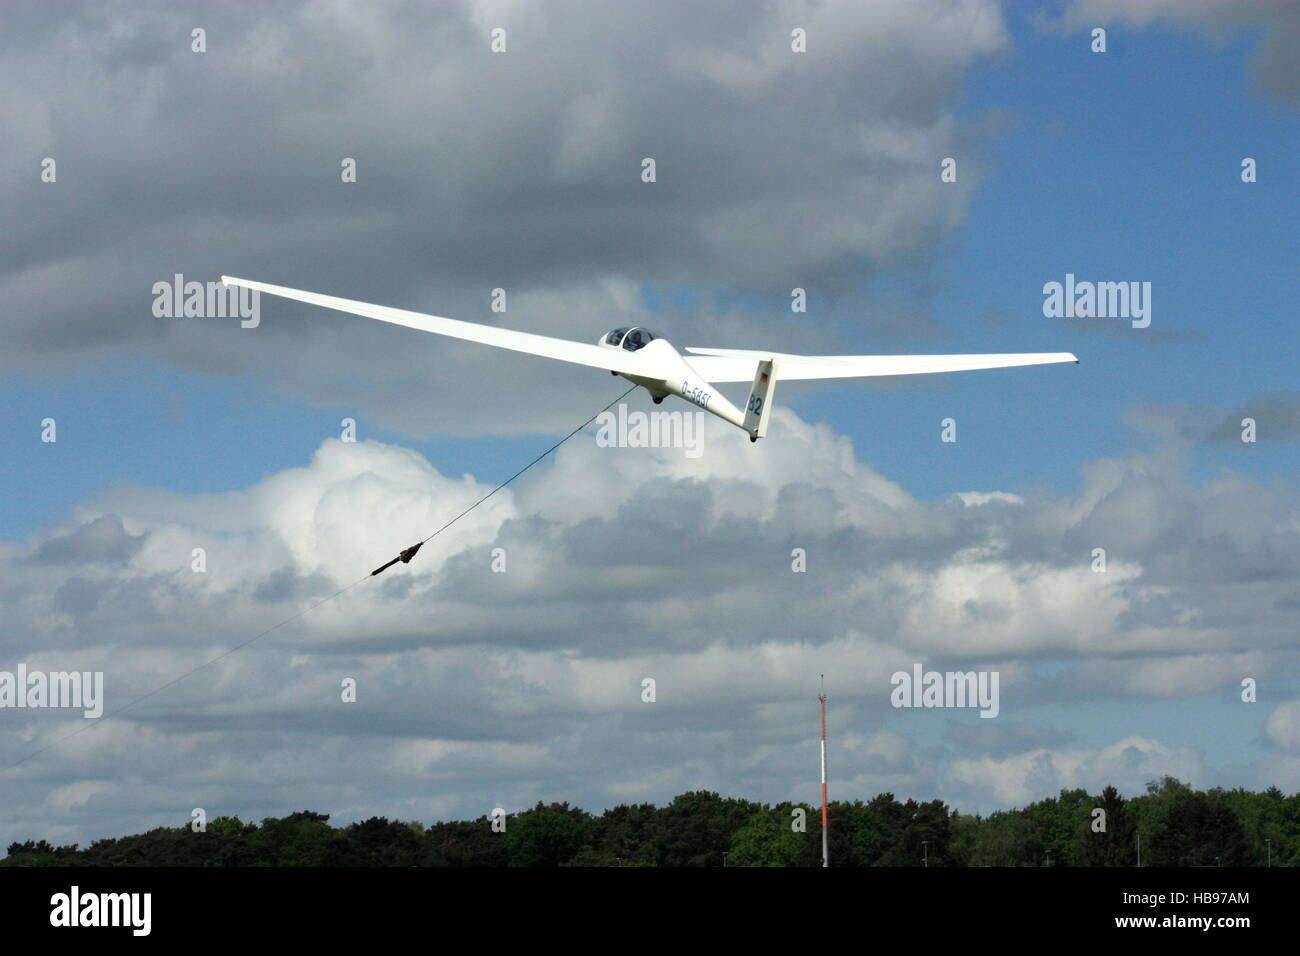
[819,676,828,868]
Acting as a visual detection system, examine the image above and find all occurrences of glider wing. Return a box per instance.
[683,347,1078,383]
[221,276,666,378]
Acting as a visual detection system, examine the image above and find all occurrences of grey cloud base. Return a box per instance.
[2,408,1297,847]
[3,0,1006,435]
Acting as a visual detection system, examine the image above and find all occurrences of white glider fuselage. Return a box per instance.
[598,334,747,430]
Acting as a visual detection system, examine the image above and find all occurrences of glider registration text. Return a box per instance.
[681,381,712,408]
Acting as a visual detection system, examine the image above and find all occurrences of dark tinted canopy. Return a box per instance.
[604,327,658,351]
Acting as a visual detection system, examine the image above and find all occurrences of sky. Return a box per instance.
[1,0,1297,849]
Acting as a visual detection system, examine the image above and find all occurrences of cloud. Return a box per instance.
[1124,393,1300,445]
[1,406,1297,842]
[1066,653,1270,698]
[945,720,1077,759]
[1,0,1010,436]
[948,735,1207,807]
[34,514,146,566]
[1060,0,1300,105]
[1264,701,1300,752]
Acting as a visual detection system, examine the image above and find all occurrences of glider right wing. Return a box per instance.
[682,347,1079,383]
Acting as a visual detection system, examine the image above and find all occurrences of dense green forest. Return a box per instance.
[5,777,1295,866]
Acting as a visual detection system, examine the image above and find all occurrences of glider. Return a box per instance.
[221,276,1077,442]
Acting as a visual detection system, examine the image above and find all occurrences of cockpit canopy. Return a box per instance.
[602,327,659,351]
[600,327,660,353]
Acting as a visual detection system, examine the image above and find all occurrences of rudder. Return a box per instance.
[743,359,777,441]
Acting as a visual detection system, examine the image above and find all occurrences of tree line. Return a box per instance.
[4,777,1294,866]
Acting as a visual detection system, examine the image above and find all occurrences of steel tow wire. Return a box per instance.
[371,384,637,575]
[1,384,638,772]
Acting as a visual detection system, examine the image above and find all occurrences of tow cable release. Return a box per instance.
[370,542,424,577]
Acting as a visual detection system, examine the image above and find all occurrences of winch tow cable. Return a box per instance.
[2,384,638,771]
[369,383,636,574]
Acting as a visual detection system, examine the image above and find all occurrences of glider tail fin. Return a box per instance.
[743,359,777,442]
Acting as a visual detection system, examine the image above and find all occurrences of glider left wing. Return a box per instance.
[220,276,668,378]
